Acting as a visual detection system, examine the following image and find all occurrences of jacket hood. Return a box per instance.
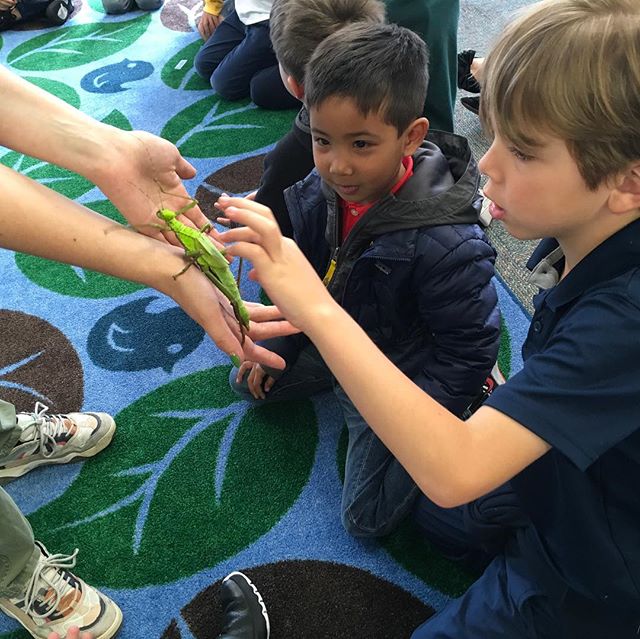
[320,129,482,238]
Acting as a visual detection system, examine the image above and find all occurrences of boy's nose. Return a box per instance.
[329,155,353,176]
[478,143,500,182]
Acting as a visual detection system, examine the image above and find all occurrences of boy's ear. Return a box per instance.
[403,117,429,155]
[609,164,640,214]
[286,75,305,100]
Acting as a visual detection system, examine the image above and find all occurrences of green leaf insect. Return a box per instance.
[157,199,250,345]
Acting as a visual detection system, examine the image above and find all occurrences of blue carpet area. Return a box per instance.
[0,3,533,637]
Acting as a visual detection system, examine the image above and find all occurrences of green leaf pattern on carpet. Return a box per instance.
[6,15,152,70]
[28,368,318,588]
[161,95,297,158]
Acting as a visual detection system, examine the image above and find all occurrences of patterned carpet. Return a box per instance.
[0,2,532,637]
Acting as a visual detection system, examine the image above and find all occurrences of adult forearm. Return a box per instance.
[1,164,174,285]
[0,66,117,184]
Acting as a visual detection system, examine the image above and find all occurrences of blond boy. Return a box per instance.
[218,1,640,635]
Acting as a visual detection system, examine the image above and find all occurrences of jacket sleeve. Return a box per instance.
[411,226,501,416]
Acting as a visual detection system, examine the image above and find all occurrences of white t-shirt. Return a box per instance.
[235,0,272,25]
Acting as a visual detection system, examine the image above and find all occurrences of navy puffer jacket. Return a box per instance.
[265,130,501,416]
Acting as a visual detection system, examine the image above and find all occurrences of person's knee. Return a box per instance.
[135,0,162,11]
[228,366,248,396]
[193,51,211,80]
[101,0,131,14]
[341,503,392,539]
[211,69,247,101]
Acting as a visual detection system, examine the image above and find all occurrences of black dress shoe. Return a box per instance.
[218,572,270,639]
[461,95,480,115]
[457,49,482,93]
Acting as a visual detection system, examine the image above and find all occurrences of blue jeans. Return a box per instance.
[411,488,639,638]
[229,342,419,536]
[194,10,299,110]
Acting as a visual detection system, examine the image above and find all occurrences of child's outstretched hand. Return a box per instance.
[216,196,337,334]
[236,360,275,400]
[48,628,93,639]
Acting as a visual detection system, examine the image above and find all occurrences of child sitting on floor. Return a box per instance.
[228,22,501,539]
[218,1,640,635]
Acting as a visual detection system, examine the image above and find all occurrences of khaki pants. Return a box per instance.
[0,400,38,598]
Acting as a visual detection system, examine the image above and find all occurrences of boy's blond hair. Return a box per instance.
[270,0,385,84]
[480,0,640,189]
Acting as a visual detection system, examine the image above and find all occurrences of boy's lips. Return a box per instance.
[488,200,506,220]
[335,184,359,197]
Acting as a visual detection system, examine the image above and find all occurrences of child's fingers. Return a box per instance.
[216,195,275,220]
[244,341,286,371]
[248,369,266,400]
[225,241,271,273]
[218,225,263,246]
[224,216,284,266]
[243,303,286,322]
[236,361,252,382]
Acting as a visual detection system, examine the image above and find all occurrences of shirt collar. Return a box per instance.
[341,156,414,215]
[528,217,640,310]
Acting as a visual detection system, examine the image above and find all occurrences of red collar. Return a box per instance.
[340,155,414,240]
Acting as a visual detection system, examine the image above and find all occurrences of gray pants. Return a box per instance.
[0,400,38,599]
[102,0,161,14]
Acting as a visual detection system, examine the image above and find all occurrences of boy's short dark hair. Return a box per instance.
[270,0,386,85]
[304,22,428,134]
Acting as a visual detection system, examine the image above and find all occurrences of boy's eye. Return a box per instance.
[313,137,330,146]
[353,140,370,149]
[509,146,534,162]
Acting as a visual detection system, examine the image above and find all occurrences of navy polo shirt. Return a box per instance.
[486,218,640,610]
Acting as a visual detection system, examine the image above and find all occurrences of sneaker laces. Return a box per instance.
[22,548,80,620]
[18,402,74,458]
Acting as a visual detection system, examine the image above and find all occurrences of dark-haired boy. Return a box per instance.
[256,0,460,237]
[230,23,500,537]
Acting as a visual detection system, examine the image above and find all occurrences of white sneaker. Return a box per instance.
[0,542,122,639]
[0,402,116,481]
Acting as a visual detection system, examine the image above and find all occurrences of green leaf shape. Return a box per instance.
[102,108,133,131]
[14,200,144,299]
[0,149,94,200]
[0,109,131,200]
[29,367,318,588]
[162,40,210,91]
[162,95,297,158]
[7,15,151,71]
[24,76,80,108]
[497,315,512,379]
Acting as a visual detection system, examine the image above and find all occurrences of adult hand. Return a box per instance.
[198,12,222,40]
[0,0,16,10]
[216,196,337,333]
[215,298,300,368]
[95,129,215,247]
